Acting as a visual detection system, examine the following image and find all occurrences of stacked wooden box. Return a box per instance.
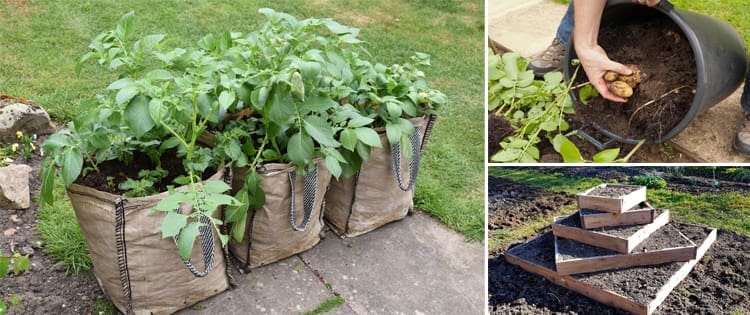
[553,184,698,275]
[505,183,718,315]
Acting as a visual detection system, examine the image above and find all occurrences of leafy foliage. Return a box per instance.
[488,52,641,163]
[39,9,445,257]
[632,175,667,189]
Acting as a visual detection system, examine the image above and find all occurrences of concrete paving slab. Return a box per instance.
[300,211,484,315]
[670,85,750,162]
[488,0,567,58]
[176,211,483,315]
[178,256,350,315]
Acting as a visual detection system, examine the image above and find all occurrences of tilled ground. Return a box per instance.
[487,177,573,230]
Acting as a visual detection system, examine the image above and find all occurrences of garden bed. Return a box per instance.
[554,223,697,275]
[505,223,715,315]
[552,210,669,253]
[577,184,647,213]
[580,202,655,229]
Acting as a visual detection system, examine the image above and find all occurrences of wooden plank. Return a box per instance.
[646,228,717,314]
[506,224,717,315]
[554,225,697,275]
[506,252,648,315]
[580,202,655,229]
[551,210,669,254]
[576,184,647,213]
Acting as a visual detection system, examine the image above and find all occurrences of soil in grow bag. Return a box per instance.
[570,14,697,141]
[487,112,514,160]
[76,149,214,194]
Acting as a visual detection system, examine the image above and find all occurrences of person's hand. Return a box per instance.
[576,45,632,103]
[633,0,661,7]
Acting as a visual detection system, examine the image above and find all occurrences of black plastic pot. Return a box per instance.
[564,0,749,146]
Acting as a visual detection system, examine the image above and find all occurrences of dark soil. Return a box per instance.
[570,14,697,142]
[488,177,573,230]
[0,142,103,314]
[580,201,651,215]
[490,227,749,314]
[556,210,665,239]
[76,149,212,194]
[487,112,514,160]
[557,223,694,261]
[586,185,639,198]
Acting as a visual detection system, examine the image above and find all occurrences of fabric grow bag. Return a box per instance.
[324,115,436,237]
[66,169,230,315]
[229,159,332,268]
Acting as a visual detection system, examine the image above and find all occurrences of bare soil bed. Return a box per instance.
[0,152,102,314]
[536,166,750,195]
[556,210,664,238]
[586,185,639,198]
[556,223,693,261]
[488,177,573,230]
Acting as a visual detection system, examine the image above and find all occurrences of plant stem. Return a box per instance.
[618,139,646,163]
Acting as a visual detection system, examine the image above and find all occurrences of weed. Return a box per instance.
[92,298,117,315]
[300,296,345,315]
[632,175,667,189]
[8,295,21,309]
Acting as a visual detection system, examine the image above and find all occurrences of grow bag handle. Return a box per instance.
[391,126,423,192]
[172,209,217,278]
[288,166,318,232]
[576,123,645,150]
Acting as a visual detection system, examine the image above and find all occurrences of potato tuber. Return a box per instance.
[603,71,619,82]
[609,81,633,98]
[618,65,644,88]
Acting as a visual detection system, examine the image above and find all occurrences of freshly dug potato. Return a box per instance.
[618,65,644,87]
[609,80,633,98]
[603,71,619,82]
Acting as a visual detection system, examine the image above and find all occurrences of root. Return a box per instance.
[628,85,691,127]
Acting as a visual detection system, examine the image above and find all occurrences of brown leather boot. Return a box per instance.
[528,39,565,76]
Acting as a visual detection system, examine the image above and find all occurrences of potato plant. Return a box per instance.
[488,52,629,163]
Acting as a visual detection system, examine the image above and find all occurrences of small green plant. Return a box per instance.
[7,295,21,310]
[92,298,117,315]
[0,252,30,279]
[725,167,750,182]
[632,175,667,189]
[12,131,37,160]
[300,296,345,315]
[488,52,645,163]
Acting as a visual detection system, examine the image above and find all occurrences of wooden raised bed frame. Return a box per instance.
[551,210,669,254]
[577,184,647,213]
[553,227,697,276]
[506,225,718,315]
[579,202,656,229]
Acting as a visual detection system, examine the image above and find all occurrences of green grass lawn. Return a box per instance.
[1,1,484,272]
[488,168,750,252]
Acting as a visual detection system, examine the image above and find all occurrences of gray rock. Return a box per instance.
[0,96,56,143]
[0,164,32,209]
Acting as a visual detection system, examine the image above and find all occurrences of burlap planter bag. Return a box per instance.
[66,169,230,315]
[229,159,332,269]
[324,115,436,237]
